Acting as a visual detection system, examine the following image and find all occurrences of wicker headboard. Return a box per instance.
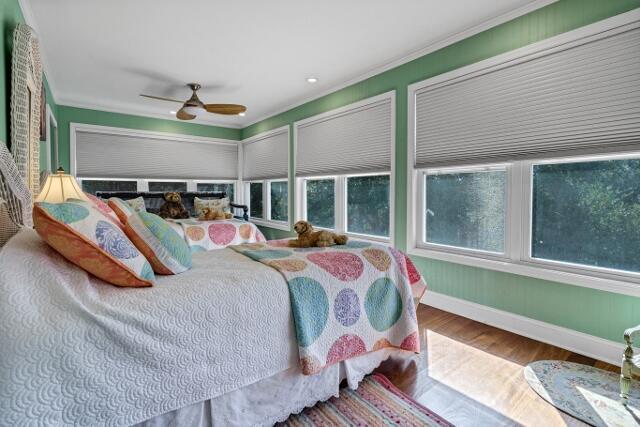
[0,141,33,248]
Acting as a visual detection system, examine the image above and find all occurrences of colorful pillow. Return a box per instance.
[194,197,229,217]
[33,200,155,287]
[126,196,147,213]
[84,193,122,226]
[124,212,192,274]
[108,197,135,223]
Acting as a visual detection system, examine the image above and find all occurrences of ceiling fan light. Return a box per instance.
[238,112,246,117]
[182,105,206,116]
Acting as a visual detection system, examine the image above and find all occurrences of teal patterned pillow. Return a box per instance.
[124,211,192,274]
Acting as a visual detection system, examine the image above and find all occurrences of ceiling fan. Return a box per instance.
[140,83,246,120]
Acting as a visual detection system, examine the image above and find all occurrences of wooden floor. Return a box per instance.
[374,304,619,427]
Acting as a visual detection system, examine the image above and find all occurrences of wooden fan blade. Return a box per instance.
[140,94,184,104]
[176,108,196,120]
[204,104,247,115]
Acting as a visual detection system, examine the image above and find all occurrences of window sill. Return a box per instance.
[408,246,640,298]
[250,218,291,232]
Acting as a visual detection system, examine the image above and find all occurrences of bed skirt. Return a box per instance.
[135,348,406,427]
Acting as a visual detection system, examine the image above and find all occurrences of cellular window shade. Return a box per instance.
[296,96,392,177]
[76,131,239,180]
[242,129,289,180]
[414,27,640,169]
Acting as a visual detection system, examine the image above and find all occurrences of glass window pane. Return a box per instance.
[148,181,187,192]
[81,180,137,195]
[270,181,288,222]
[250,182,263,219]
[306,179,335,229]
[347,175,390,237]
[532,158,640,273]
[196,183,234,201]
[425,169,506,253]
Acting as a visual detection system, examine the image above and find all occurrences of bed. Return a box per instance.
[0,142,426,426]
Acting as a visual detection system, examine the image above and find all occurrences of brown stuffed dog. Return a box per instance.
[159,192,189,219]
[199,207,232,221]
[288,220,348,248]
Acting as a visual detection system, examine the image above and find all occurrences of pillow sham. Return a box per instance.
[127,196,147,213]
[85,193,121,226]
[33,200,155,287]
[108,197,135,223]
[194,197,229,217]
[124,211,192,274]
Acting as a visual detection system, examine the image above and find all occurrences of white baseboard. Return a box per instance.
[421,291,625,366]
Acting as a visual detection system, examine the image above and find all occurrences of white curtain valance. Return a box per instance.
[414,26,640,168]
[296,93,393,177]
[242,128,289,180]
[75,129,239,180]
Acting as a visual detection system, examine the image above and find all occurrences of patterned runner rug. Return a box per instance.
[279,373,452,426]
[525,360,640,427]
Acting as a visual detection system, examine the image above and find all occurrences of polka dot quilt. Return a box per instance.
[230,239,427,375]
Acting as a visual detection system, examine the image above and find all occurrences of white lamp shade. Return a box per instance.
[35,170,88,203]
[182,105,206,116]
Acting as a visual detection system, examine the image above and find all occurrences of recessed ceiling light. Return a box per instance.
[170,111,177,115]
[306,77,318,83]
[238,112,246,117]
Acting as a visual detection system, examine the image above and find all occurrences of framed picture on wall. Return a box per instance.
[39,83,46,140]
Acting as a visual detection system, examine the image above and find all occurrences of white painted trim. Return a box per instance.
[243,0,559,128]
[406,10,640,298]
[59,100,243,129]
[69,122,239,176]
[422,291,625,366]
[43,104,57,172]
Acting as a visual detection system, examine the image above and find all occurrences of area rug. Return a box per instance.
[279,373,452,426]
[525,360,640,427]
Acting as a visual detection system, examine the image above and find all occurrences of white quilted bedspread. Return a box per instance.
[0,229,297,426]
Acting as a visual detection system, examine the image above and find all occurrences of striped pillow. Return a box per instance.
[108,197,135,223]
[124,211,192,274]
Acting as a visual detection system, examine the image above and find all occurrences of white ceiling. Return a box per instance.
[24,0,543,128]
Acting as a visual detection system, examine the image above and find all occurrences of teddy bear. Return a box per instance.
[198,207,233,221]
[159,192,189,219]
[288,220,348,248]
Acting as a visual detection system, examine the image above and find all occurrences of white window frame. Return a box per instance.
[192,180,239,202]
[297,171,393,244]
[407,11,640,297]
[244,179,290,230]
[417,163,513,261]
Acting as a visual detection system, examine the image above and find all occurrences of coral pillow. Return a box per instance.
[84,193,121,226]
[33,200,155,287]
[124,212,192,274]
[108,197,135,223]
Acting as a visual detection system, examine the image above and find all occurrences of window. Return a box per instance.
[81,179,137,195]
[269,181,288,222]
[347,175,390,238]
[300,173,391,241]
[249,182,263,219]
[530,157,640,274]
[196,182,235,201]
[148,181,187,192]
[305,179,335,229]
[410,154,640,287]
[424,167,507,254]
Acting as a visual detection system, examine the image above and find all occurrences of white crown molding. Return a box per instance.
[57,99,244,129]
[18,0,59,100]
[243,0,559,128]
[422,291,625,366]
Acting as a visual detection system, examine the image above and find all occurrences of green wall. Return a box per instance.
[1,0,57,158]
[56,105,241,172]
[244,0,640,342]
